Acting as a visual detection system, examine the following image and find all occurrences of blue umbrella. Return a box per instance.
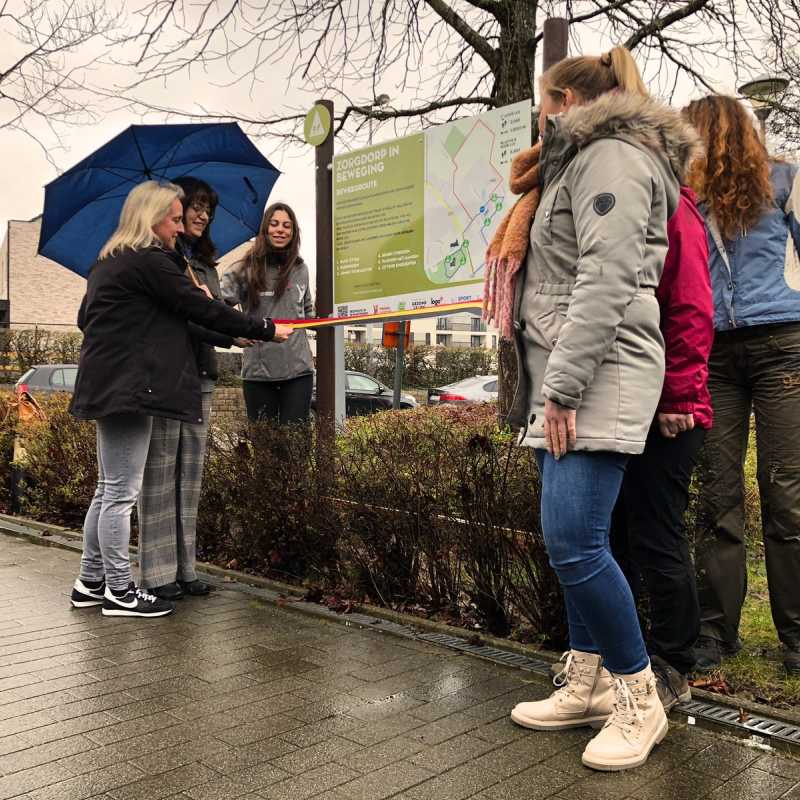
[38,122,281,277]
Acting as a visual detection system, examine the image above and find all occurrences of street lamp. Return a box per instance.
[738,73,790,141]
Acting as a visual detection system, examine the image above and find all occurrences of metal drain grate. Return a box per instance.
[677,700,800,748]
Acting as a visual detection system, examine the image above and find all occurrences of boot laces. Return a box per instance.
[553,651,576,688]
[607,677,640,736]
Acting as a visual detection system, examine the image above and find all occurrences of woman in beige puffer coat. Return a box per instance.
[504,47,701,773]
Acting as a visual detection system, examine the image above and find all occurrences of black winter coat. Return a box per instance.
[70,246,276,423]
[181,248,232,383]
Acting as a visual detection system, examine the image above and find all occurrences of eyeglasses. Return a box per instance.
[190,202,214,220]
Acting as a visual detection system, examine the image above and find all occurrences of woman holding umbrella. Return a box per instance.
[136,176,249,601]
[69,180,292,618]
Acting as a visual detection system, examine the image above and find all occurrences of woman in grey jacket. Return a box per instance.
[221,203,315,424]
[504,48,700,771]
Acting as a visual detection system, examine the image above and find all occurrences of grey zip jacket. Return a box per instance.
[221,258,314,382]
[509,92,701,454]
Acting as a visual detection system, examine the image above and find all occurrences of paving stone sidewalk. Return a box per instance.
[1,534,800,800]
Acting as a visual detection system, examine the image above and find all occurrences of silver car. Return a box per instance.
[428,375,498,405]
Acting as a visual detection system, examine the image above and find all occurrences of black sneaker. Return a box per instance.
[651,655,692,711]
[178,579,213,596]
[149,582,184,601]
[693,635,742,672]
[102,584,174,618]
[784,648,800,676]
[70,577,106,608]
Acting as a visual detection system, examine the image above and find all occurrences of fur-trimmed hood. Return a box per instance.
[541,93,702,214]
[562,92,701,183]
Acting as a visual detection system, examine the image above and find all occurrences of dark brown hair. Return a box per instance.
[237,202,301,310]
[683,95,774,240]
[541,46,647,104]
[172,176,219,267]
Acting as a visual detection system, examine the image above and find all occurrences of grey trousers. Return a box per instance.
[696,322,800,650]
[137,393,212,588]
[79,414,154,591]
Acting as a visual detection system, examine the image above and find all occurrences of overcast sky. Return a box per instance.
[0,0,748,281]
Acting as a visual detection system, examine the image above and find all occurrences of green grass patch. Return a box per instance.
[713,557,800,709]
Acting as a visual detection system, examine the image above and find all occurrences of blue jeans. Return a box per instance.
[536,449,648,674]
[79,414,153,591]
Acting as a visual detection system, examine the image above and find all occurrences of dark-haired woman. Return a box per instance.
[137,176,251,600]
[683,95,800,676]
[221,203,314,424]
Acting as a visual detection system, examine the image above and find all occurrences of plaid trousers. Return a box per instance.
[137,392,212,587]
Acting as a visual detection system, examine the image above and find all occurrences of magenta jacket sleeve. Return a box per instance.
[655,187,714,427]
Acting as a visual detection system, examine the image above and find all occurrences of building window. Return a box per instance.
[436,333,452,347]
[470,317,486,332]
[436,317,449,330]
[349,330,365,344]
[425,332,431,345]
[491,335,497,350]
[470,335,483,349]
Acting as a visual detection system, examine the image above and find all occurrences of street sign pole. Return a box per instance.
[308,100,336,437]
[392,322,406,410]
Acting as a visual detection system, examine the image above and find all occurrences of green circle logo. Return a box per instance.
[304,104,332,146]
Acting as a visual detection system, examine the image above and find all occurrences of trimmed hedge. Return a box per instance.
[344,343,497,389]
[0,392,761,648]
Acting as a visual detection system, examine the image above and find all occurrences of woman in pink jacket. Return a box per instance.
[610,186,714,708]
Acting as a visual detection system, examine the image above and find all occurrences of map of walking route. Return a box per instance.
[332,101,531,314]
[425,114,512,285]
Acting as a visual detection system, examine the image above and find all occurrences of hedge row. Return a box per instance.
[344,343,497,389]
[0,391,761,646]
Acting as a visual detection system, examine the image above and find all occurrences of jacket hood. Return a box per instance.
[560,92,702,184]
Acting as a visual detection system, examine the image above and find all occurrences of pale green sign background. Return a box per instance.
[332,101,531,311]
[333,135,425,305]
[304,104,331,146]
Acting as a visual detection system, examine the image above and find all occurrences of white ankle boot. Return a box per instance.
[582,662,669,771]
[510,650,615,730]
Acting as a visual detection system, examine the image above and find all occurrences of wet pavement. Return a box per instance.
[1,533,800,800]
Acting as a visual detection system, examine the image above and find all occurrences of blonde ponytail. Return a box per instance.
[608,46,648,97]
[542,46,647,104]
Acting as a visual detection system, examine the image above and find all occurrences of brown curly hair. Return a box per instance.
[235,203,301,311]
[683,95,773,241]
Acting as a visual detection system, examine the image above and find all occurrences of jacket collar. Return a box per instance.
[540,92,701,189]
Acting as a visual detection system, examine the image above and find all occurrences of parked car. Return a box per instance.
[15,364,78,396]
[312,370,417,416]
[428,375,498,405]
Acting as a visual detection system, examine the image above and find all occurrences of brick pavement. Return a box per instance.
[1,533,799,800]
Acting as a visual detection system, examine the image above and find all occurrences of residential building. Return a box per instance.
[0,217,85,331]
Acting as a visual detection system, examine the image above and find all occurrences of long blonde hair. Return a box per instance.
[542,46,647,104]
[99,180,184,260]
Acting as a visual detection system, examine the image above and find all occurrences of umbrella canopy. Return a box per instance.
[38,122,281,277]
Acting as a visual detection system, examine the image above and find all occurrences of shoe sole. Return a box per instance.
[510,708,608,731]
[70,599,103,608]
[581,716,669,772]
[101,608,174,618]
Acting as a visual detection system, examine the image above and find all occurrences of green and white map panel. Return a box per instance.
[424,101,530,288]
[332,100,531,315]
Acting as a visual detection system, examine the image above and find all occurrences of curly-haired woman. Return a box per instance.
[683,95,800,675]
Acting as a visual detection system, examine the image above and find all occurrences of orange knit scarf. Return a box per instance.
[483,142,542,339]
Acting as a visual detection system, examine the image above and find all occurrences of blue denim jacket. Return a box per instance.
[703,162,800,331]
